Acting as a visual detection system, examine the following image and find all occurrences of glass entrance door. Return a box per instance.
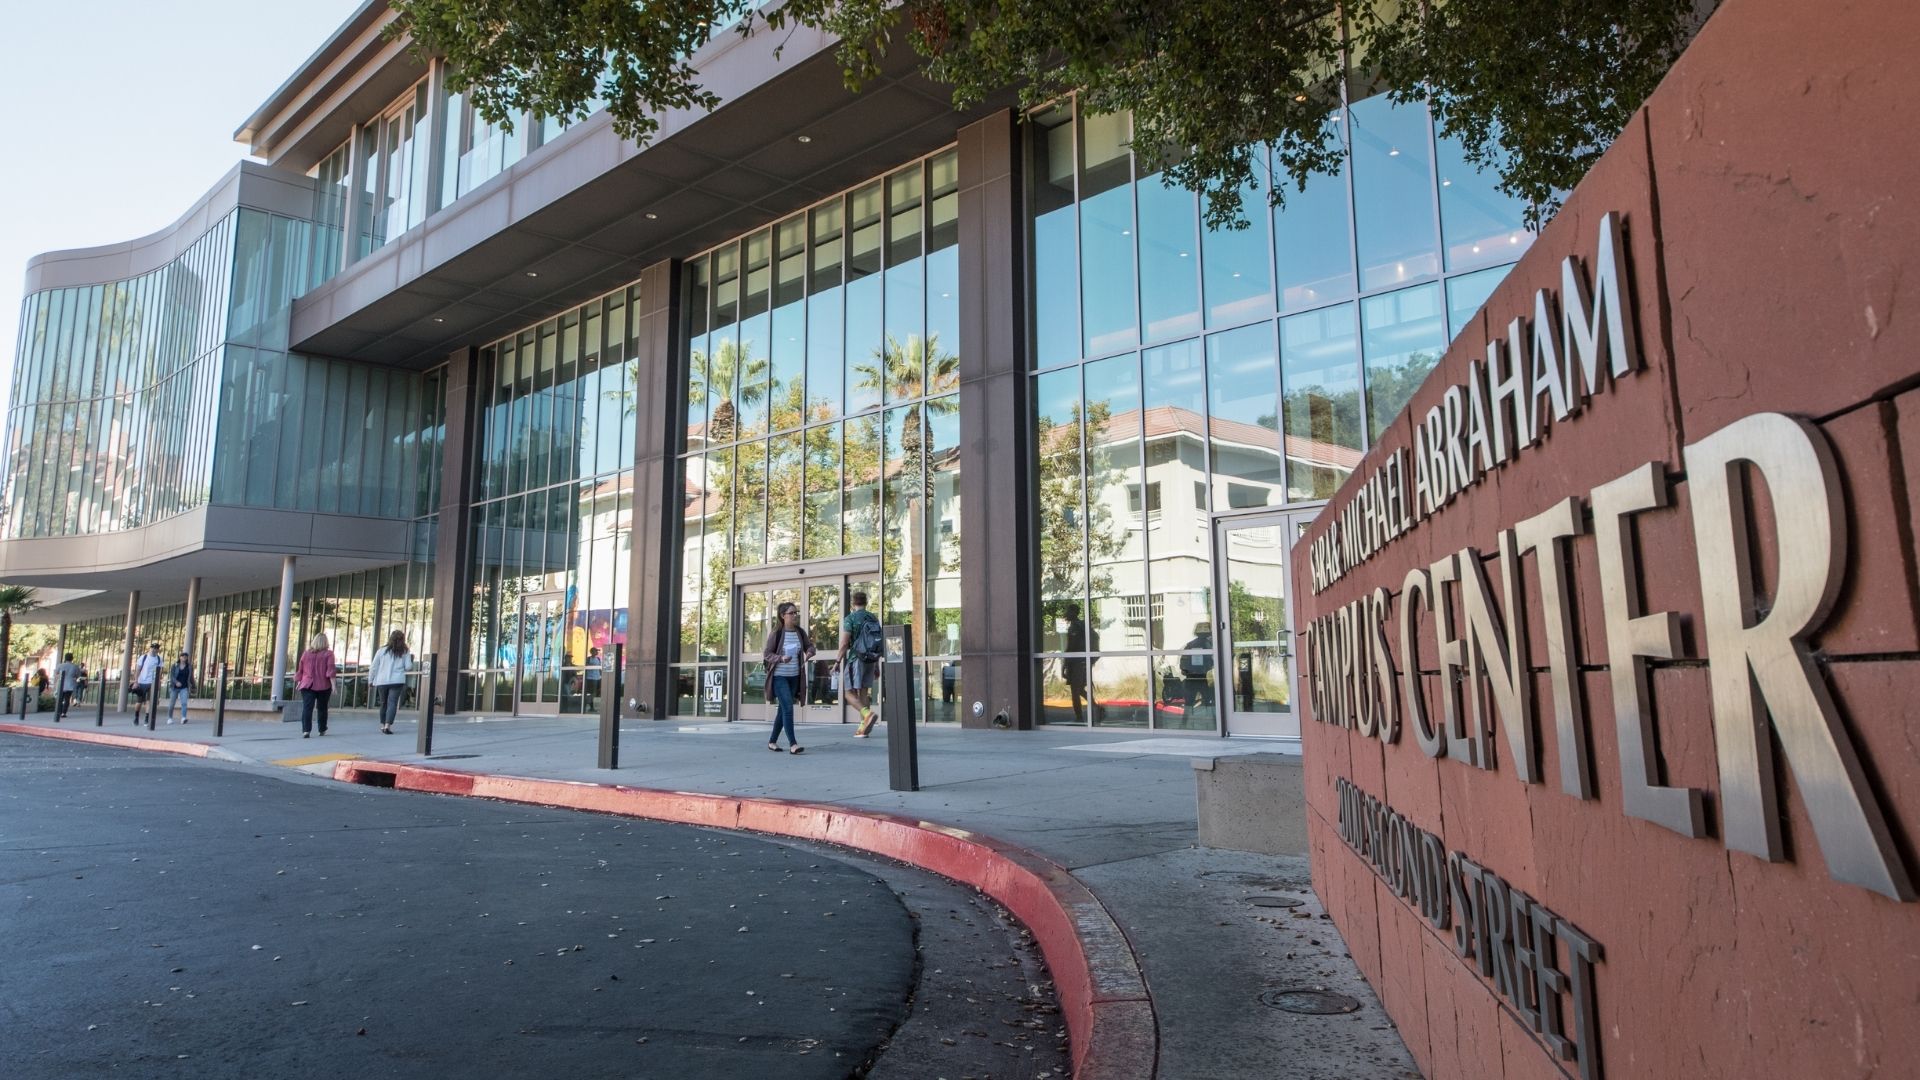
[515,590,567,715]
[1211,510,1316,741]
[733,577,850,725]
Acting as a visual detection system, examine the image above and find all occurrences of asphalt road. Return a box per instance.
[0,738,923,1079]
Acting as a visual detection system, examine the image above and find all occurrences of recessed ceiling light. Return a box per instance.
[1388,148,1401,157]
[796,135,812,144]
[525,271,539,278]
[433,317,445,323]
[644,212,658,220]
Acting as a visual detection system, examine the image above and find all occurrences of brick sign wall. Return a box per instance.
[1293,1,1920,1077]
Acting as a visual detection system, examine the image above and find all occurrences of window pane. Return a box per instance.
[1030,105,1080,369]
[1202,179,1275,327]
[1274,128,1356,310]
[1083,353,1145,655]
[1080,110,1138,358]
[1205,324,1282,511]
[733,440,766,567]
[802,421,842,559]
[925,395,960,655]
[767,430,803,563]
[1135,170,1202,343]
[1281,303,1363,500]
[843,413,882,553]
[1437,131,1534,273]
[1350,95,1440,291]
[1360,282,1446,440]
[1034,366,1086,649]
[1141,340,1210,649]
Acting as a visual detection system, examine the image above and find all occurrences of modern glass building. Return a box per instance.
[3,2,1537,744]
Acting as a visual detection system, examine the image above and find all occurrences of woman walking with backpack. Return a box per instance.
[762,601,814,754]
[368,630,413,735]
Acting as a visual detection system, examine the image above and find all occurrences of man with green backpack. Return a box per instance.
[837,590,884,737]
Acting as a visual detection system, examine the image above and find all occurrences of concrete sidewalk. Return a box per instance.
[3,710,1417,1079]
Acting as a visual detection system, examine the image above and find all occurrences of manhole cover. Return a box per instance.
[1259,989,1361,1015]
[1245,895,1305,909]
[424,754,479,760]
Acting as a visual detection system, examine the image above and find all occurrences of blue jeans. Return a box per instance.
[769,673,801,746]
[167,687,190,722]
[376,683,404,727]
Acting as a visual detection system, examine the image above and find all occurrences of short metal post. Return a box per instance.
[145,681,156,731]
[19,682,29,721]
[597,644,622,770]
[94,678,105,726]
[214,663,229,738]
[416,652,437,757]
[882,625,919,792]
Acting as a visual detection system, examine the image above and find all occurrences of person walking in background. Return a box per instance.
[368,630,412,735]
[838,591,883,737]
[54,652,80,719]
[763,601,814,754]
[584,646,603,710]
[295,632,337,738]
[131,641,162,726]
[166,651,193,724]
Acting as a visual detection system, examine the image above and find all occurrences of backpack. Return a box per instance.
[849,611,884,662]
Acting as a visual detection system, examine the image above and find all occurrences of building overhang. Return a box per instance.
[0,504,419,622]
[288,25,1017,368]
[233,0,416,171]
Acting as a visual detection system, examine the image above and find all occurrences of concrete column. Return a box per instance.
[270,556,296,707]
[431,347,483,714]
[54,624,66,667]
[182,576,201,667]
[118,591,140,711]
[955,109,1036,729]
[626,260,682,720]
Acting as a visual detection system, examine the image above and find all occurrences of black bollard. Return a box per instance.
[597,644,622,770]
[416,653,437,757]
[881,625,919,792]
[20,681,29,722]
[94,679,105,726]
[213,663,229,737]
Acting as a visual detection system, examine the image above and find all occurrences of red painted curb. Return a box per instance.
[335,760,1158,1079]
[0,723,214,758]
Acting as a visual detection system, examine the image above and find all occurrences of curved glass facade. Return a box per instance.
[673,149,963,720]
[1028,93,1534,728]
[4,216,235,539]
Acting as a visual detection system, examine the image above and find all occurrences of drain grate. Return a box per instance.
[1259,989,1361,1015]
[1245,895,1305,909]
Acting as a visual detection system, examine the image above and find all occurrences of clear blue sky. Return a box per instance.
[0,0,365,411]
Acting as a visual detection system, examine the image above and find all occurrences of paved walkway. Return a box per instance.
[4,708,1417,1078]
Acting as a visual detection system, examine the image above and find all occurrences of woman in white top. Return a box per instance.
[368,630,413,735]
[759,602,815,754]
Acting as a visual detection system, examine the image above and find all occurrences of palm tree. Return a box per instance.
[0,585,43,685]
[850,334,960,651]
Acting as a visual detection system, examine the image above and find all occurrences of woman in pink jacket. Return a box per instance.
[296,632,337,738]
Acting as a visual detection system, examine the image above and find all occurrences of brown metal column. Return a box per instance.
[955,109,1036,729]
[431,346,483,713]
[625,260,683,719]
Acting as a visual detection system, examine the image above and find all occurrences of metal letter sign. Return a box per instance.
[1685,413,1914,900]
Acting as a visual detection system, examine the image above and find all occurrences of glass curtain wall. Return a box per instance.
[1028,92,1533,729]
[675,148,961,722]
[214,208,446,519]
[465,286,637,714]
[3,216,236,539]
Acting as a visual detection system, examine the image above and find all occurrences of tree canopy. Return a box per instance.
[391,0,1712,229]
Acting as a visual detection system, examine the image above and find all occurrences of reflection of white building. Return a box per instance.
[1077,406,1360,654]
